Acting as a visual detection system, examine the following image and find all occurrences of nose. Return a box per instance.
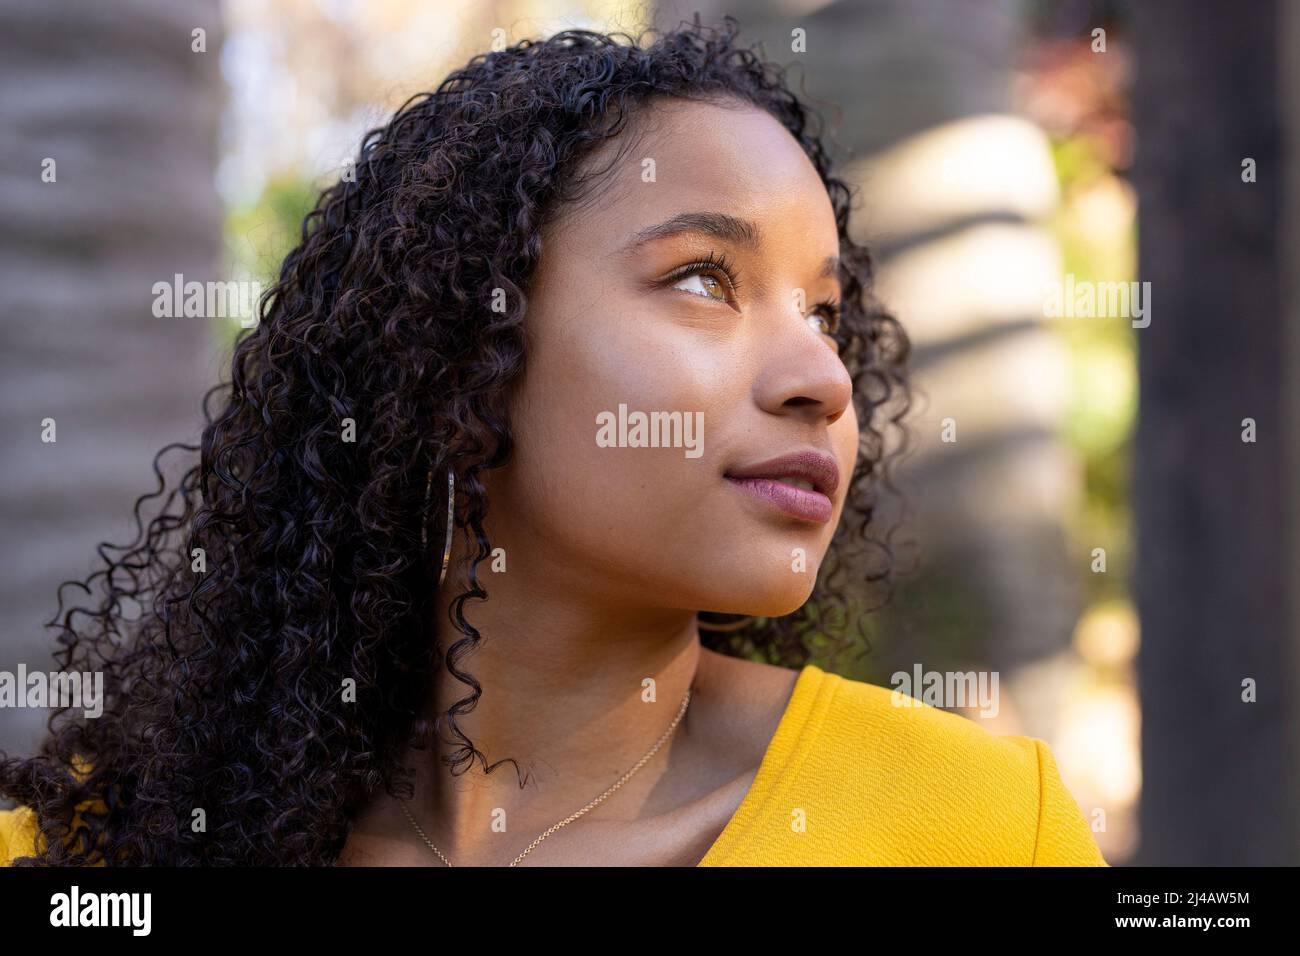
[751,308,854,428]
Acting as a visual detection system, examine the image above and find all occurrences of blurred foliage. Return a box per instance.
[216,176,319,353]
[1046,131,1137,606]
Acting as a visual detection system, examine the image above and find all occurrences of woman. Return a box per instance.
[0,17,1106,866]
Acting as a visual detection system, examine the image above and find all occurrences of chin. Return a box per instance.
[704,578,816,619]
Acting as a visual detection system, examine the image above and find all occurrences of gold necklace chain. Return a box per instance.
[398,686,693,866]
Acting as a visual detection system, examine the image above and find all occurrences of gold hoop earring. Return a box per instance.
[420,467,455,588]
[697,613,755,633]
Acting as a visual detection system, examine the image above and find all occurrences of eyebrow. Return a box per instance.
[619,211,763,254]
[620,210,841,284]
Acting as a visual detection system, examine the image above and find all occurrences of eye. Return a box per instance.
[673,271,729,302]
[664,250,741,306]
[807,301,841,336]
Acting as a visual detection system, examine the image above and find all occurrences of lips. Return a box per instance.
[723,450,841,523]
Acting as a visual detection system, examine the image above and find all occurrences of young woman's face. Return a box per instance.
[482,97,858,618]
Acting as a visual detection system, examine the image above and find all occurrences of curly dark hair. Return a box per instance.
[0,15,911,865]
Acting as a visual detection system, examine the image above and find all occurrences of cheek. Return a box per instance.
[500,306,740,584]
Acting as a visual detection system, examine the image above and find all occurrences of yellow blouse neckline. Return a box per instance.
[695,662,832,866]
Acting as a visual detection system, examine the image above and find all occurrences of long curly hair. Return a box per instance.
[0,15,911,865]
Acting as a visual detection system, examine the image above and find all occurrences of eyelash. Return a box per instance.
[664,250,743,298]
[812,299,842,335]
[664,251,843,336]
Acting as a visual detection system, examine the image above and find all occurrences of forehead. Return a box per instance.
[555,97,838,247]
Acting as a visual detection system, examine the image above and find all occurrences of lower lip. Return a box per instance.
[725,477,833,523]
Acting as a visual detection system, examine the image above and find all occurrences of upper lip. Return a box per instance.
[724,450,841,497]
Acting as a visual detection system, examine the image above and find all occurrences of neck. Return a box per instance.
[406,528,712,863]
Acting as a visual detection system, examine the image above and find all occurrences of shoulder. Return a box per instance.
[1,761,109,866]
[0,805,39,866]
[823,669,1044,782]
[821,670,1108,865]
[714,666,1109,866]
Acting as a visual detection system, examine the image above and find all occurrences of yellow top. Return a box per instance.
[0,663,1108,866]
[697,663,1107,865]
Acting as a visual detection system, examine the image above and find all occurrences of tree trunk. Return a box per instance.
[1131,0,1298,864]
[0,0,224,760]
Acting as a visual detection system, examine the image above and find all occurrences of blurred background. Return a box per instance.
[1,0,1295,865]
